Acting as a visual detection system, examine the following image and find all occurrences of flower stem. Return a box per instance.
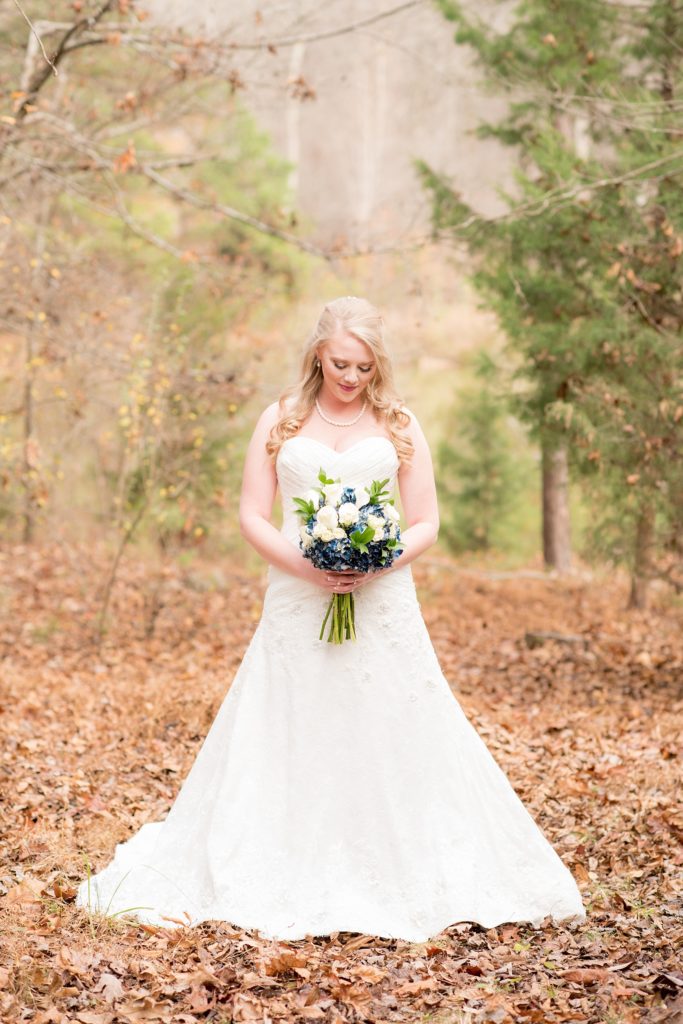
[318,592,357,644]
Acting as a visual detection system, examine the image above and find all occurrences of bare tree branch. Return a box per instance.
[106,173,193,261]
[140,164,329,258]
[16,1,115,120]
[12,0,58,76]
[434,147,683,234]
[226,0,425,51]
[8,98,683,264]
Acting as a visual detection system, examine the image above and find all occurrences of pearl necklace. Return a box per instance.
[315,397,367,427]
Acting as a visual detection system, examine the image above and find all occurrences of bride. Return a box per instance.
[77,296,585,941]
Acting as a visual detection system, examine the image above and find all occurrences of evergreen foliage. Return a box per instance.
[437,354,523,553]
[423,0,683,600]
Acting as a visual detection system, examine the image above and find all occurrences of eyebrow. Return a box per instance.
[330,356,375,365]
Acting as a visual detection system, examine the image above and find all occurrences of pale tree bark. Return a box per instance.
[628,505,655,610]
[542,442,571,572]
[22,195,52,543]
[285,40,306,205]
[354,18,388,249]
[356,35,374,250]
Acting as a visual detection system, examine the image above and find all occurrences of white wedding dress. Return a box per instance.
[77,435,585,941]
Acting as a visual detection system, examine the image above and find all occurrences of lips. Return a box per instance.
[339,384,357,393]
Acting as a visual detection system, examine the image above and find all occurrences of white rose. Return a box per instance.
[323,482,344,506]
[383,503,400,523]
[373,527,385,541]
[388,523,397,539]
[300,527,314,550]
[317,504,339,530]
[304,489,321,509]
[367,512,385,530]
[338,502,359,527]
[312,521,334,542]
[332,527,346,540]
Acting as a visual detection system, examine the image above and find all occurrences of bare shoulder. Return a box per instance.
[396,405,435,477]
[245,401,281,451]
[398,405,427,442]
[260,394,297,425]
[258,400,282,429]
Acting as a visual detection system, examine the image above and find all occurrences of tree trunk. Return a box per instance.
[22,198,51,543]
[542,442,571,572]
[355,23,387,249]
[628,506,655,610]
[285,40,305,207]
[21,348,35,544]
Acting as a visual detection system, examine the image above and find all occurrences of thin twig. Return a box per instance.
[12,0,58,76]
[16,0,114,120]
[226,0,425,50]
[96,500,148,644]
[107,176,192,261]
[141,164,329,258]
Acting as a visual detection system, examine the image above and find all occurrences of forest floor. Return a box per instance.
[0,542,681,1024]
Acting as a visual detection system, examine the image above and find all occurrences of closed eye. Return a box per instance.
[334,363,373,372]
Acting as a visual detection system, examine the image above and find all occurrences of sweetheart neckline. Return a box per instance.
[281,435,396,457]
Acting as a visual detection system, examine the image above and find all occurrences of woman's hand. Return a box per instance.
[323,566,394,593]
[323,569,365,594]
[293,558,396,592]
[293,561,360,592]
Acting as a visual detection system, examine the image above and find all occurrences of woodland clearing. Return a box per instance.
[0,543,681,1024]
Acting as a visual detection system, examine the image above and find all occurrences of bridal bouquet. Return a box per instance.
[293,469,403,644]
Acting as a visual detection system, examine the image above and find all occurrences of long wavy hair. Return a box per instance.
[265,296,414,463]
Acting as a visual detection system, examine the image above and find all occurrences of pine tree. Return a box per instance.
[422,0,683,605]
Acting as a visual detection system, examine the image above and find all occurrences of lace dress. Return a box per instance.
[76,435,586,941]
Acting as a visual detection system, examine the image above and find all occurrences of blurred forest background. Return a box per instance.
[1,0,682,621]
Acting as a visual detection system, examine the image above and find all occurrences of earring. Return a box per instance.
[316,359,321,367]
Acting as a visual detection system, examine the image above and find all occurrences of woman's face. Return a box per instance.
[317,330,377,404]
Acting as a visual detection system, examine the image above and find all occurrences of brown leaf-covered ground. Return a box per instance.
[0,542,681,1024]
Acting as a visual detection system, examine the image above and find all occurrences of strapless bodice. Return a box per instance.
[276,435,400,545]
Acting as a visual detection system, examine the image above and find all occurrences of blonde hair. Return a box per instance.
[266,296,413,463]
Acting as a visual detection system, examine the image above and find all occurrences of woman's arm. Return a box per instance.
[348,408,439,591]
[386,409,440,572]
[393,407,440,565]
[238,404,333,587]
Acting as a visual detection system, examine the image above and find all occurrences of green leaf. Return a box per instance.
[366,477,391,505]
[292,497,316,520]
[350,525,375,550]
